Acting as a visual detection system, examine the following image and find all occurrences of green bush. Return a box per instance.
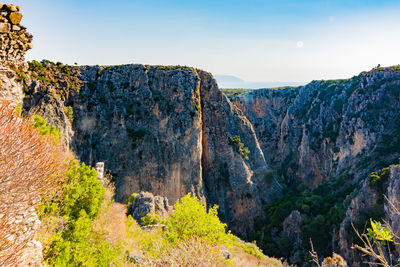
[369,167,389,193]
[61,161,105,220]
[107,81,116,92]
[64,106,74,122]
[229,135,250,160]
[39,160,120,266]
[141,213,163,226]
[126,192,137,206]
[32,115,62,140]
[28,60,44,71]
[165,194,228,244]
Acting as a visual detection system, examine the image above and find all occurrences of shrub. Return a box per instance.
[125,192,137,206]
[165,194,227,244]
[141,213,163,226]
[39,160,119,266]
[32,115,62,141]
[228,135,250,160]
[64,106,74,122]
[28,60,44,71]
[107,81,116,92]
[16,70,28,83]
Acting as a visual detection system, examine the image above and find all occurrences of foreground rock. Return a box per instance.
[128,191,172,224]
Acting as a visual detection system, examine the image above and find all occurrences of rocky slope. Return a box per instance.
[228,67,400,264]
[230,67,400,188]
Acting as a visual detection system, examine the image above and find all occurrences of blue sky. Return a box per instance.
[10,0,400,83]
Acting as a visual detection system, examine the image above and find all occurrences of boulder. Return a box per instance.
[221,250,231,259]
[128,192,172,225]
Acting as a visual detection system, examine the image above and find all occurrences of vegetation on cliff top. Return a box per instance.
[26,60,83,101]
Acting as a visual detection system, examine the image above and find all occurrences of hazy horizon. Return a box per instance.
[9,0,400,82]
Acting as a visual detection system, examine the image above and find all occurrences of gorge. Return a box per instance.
[1,3,400,266]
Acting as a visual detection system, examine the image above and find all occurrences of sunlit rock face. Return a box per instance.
[71,65,205,206]
[230,67,400,188]
[229,66,400,264]
[22,64,279,238]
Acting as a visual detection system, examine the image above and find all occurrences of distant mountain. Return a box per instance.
[214,74,306,89]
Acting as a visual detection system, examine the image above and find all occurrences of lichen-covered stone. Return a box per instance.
[0,6,32,71]
[9,12,22,25]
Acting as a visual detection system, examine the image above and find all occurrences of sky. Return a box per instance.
[9,0,400,83]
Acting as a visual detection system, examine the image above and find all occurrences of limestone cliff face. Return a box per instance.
[337,165,400,266]
[199,70,281,236]
[21,64,277,237]
[231,67,400,187]
[71,65,204,205]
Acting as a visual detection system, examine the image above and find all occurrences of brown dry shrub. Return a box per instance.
[0,101,69,265]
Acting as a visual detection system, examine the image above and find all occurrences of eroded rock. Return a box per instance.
[128,191,172,224]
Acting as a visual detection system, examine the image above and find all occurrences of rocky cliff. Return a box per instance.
[21,62,281,237]
[230,67,400,188]
[228,66,400,264]
[17,61,400,263]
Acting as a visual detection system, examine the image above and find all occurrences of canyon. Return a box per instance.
[1,3,400,265]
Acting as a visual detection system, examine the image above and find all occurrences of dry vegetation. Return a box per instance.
[0,101,69,265]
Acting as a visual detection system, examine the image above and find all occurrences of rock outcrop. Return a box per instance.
[198,70,281,236]
[0,4,32,105]
[385,166,400,254]
[128,191,172,224]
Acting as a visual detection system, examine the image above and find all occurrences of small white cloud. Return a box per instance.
[296,41,304,48]
[329,16,335,22]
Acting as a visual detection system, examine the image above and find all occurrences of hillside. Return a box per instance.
[229,67,400,265]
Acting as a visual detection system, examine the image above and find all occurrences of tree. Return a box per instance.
[165,194,228,244]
